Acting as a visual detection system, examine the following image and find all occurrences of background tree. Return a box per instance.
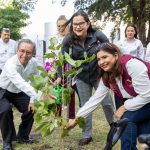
[0,0,38,11]
[0,0,38,40]
[61,0,150,46]
[0,7,29,40]
[12,0,38,12]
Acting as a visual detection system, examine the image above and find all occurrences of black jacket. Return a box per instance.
[61,30,109,84]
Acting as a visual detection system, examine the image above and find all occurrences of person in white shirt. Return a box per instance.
[116,24,144,60]
[0,28,17,73]
[68,43,150,150]
[144,42,150,62]
[56,15,69,43]
[0,39,40,150]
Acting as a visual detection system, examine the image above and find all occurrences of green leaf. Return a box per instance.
[44,52,56,59]
[54,60,62,68]
[30,75,49,91]
[84,54,96,63]
[76,117,86,129]
[41,124,54,137]
[62,88,71,105]
[35,122,46,131]
[63,68,76,77]
[34,114,42,122]
[61,128,69,138]
[36,66,47,72]
[58,52,65,64]
[75,60,83,67]
[64,52,76,66]
[56,43,63,50]
[43,99,52,106]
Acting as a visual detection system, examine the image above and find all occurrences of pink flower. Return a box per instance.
[44,62,53,71]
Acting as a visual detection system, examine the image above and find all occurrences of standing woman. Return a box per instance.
[68,43,150,150]
[55,10,114,146]
[55,15,80,119]
[56,15,70,43]
[116,23,144,59]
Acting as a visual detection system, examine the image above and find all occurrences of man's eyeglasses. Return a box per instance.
[18,49,33,56]
[72,21,86,28]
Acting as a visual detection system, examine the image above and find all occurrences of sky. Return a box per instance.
[21,0,75,39]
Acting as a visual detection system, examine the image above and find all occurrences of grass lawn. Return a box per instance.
[0,103,147,150]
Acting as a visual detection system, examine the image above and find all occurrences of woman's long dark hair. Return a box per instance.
[97,43,122,82]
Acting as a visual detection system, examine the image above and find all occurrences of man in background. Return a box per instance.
[0,28,16,73]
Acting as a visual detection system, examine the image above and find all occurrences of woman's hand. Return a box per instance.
[67,119,77,130]
[114,105,127,120]
[53,77,62,87]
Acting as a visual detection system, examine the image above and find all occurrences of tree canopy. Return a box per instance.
[62,0,150,45]
[0,0,38,11]
[0,0,38,40]
[0,7,29,40]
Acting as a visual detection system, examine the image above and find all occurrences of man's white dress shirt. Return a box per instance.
[0,39,16,70]
[0,55,39,103]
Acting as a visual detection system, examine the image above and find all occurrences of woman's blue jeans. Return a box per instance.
[121,102,150,150]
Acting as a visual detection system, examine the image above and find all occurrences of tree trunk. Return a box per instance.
[131,0,147,46]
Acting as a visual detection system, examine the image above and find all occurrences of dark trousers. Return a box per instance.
[115,95,150,150]
[68,84,82,119]
[0,88,34,143]
[121,103,150,150]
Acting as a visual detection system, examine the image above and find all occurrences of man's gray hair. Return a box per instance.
[1,28,10,33]
[17,39,36,55]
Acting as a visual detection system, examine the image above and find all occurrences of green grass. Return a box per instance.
[0,104,146,150]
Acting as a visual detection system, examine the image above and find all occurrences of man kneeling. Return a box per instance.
[0,39,40,150]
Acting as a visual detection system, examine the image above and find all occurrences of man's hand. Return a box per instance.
[67,119,77,130]
[28,103,35,113]
[114,105,127,120]
[53,77,62,87]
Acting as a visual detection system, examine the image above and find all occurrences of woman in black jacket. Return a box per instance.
[55,10,114,146]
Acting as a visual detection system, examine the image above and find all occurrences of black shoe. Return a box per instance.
[79,137,93,146]
[3,143,13,150]
[17,137,34,144]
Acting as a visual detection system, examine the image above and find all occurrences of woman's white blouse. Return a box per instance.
[145,43,150,62]
[116,38,144,60]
